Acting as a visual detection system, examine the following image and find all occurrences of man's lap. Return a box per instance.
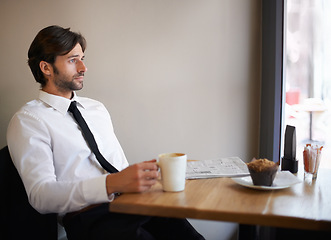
[63,203,204,240]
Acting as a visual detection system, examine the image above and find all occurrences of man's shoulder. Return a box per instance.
[79,96,101,104]
[79,97,106,109]
[18,99,44,112]
[12,99,47,119]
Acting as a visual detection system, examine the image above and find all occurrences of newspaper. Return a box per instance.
[186,157,250,179]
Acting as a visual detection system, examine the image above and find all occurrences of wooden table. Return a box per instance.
[109,168,331,231]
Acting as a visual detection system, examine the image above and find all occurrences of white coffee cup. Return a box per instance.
[158,153,187,192]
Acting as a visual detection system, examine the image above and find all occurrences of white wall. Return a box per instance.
[0,1,261,239]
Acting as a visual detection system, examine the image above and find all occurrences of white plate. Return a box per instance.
[232,171,302,190]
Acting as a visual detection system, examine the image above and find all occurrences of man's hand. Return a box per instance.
[106,159,159,195]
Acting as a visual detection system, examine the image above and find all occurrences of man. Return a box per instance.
[7,25,204,240]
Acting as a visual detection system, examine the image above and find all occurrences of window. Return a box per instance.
[284,0,331,169]
[260,0,330,169]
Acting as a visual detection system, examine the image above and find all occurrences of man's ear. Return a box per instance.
[39,61,52,76]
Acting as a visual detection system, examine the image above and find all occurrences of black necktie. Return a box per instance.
[68,101,118,173]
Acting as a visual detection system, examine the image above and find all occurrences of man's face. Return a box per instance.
[48,43,87,97]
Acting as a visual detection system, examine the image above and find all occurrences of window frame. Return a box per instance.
[259,0,285,162]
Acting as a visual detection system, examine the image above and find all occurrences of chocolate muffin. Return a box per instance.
[247,158,278,186]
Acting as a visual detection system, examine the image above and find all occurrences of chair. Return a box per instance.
[0,146,58,240]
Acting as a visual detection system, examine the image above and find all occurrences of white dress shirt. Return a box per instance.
[7,90,129,215]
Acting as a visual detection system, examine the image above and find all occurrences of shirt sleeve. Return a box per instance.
[7,110,111,214]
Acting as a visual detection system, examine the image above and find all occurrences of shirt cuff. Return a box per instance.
[82,174,110,203]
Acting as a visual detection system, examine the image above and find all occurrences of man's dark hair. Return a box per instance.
[28,25,86,87]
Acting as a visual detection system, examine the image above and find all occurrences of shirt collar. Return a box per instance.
[39,90,85,115]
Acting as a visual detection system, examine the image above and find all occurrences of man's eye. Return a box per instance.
[69,59,76,63]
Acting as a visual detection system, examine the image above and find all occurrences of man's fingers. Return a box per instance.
[143,169,159,179]
[138,161,158,171]
[144,159,157,163]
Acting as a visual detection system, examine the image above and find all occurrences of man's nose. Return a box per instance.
[78,60,87,72]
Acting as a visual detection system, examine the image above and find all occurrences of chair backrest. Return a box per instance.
[0,146,58,240]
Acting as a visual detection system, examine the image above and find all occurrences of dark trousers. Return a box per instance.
[63,203,205,240]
